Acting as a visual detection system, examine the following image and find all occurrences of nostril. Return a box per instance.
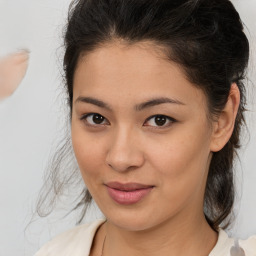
[105,139,145,172]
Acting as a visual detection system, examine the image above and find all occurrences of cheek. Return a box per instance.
[71,123,105,184]
[147,124,211,201]
[150,130,210,173]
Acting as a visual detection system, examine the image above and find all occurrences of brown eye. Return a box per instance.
[92,114,105,124]
[144,115,176,128]
[80,113,109,126]
[154,116,168,126]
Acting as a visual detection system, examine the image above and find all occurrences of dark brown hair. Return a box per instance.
[36,0,249,231]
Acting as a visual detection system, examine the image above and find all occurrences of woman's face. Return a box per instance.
[72,41,215,231]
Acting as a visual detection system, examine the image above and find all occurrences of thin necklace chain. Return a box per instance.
[101,235,106,256]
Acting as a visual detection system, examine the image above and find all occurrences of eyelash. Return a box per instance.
[79,113,177,129]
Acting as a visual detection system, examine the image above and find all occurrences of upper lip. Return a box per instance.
[105,182,154,191]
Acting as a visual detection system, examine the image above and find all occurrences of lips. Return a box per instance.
[105,182,154,205]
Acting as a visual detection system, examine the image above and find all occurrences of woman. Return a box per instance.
[35,0,256,255]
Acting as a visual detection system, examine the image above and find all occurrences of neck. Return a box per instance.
[103,211,217,256]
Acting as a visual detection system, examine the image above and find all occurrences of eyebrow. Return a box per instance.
[75,96,185,111]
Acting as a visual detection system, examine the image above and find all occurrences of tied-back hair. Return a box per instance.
[36,0,249,231]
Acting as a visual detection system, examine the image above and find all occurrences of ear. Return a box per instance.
[0,50,29,100]
[210,83,240,152]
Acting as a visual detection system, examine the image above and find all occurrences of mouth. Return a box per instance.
[105,182,154,205]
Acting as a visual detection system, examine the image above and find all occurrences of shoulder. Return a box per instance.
[239,235,256,255]
[210,229,256,256]
[34,219,106,256]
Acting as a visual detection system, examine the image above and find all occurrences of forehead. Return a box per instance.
[76,40,171,79]
[73,41,207,109]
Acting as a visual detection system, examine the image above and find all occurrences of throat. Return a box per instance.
[100,219,218,256]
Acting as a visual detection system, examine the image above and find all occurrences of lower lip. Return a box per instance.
[106,186,153,205]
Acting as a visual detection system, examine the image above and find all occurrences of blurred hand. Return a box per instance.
[0,50,29,100]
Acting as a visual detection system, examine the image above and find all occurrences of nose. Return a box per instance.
[105,127,145,172]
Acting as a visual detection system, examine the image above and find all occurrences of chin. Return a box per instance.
[109,217,153,231]
[103,207,168,232]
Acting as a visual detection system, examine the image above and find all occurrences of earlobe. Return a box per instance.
[210,83,240,152]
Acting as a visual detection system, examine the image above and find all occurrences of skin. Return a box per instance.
[71,40,240,256]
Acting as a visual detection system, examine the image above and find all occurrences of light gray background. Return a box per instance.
[0,0,255,255]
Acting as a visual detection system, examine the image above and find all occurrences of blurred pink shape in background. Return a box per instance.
[0,49,29,100]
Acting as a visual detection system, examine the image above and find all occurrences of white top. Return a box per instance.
[35,219,256,256]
